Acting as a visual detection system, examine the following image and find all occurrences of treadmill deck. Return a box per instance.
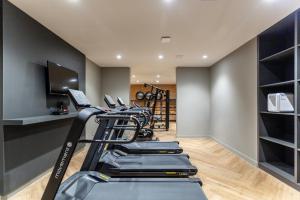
[113,141,183,154]
[56,172,207,200]
[98,151,198,177]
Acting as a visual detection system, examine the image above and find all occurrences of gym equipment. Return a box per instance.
[136,91,145,100]
[143,83,170,130]
[82,96,198,178]
[42,89,207,200]
[156,92,163,100]
[145,91,153,100]
[55,172,207,200]
[108,95,181,153]
[112,96,183,154]
[97,151,197,177]
[104,95,154,141]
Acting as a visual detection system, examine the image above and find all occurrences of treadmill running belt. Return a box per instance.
[56,172,207,200]
[114,141,183,154]
[99,151,198,177]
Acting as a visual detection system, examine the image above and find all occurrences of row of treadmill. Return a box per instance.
[42,89,208,200]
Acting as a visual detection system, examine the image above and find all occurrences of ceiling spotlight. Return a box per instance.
[158,54,164,60]
[68,0,80,3]
[136,80,140,83]
[164,0,174,3]
[156,74,160,78]
[116,54,122,60]
[155,80,160,83]
[132,74,136,78]
[264,0,276,2]
[202,55,208,59]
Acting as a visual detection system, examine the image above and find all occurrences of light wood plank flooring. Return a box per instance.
[8,123,300,200]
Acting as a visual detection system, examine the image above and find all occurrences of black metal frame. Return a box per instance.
[42,107,104,200]
[42,109,141,200]
[144,83,170,131]
[81,112,142,171]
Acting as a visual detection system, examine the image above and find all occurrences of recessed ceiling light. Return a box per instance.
[164,0,174,3]
[155,80,160,83]
[158,54,164,60]
[202,55,208,59]
[69,78,78,82]
[156,74,160,78]
[136,80,140,83]
[264,0,276,2]
[116,54,122,60]
[132,74,136,78]
[68,0,80,3]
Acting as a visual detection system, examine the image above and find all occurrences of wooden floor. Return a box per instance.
[8,123,300,200]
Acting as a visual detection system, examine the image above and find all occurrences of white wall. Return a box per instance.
[210,39,258,164]
[100,67,130,107]
[176,67,210,137]
[85,58,102,139]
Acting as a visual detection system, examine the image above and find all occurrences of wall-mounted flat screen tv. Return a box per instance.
[47,61,79,95]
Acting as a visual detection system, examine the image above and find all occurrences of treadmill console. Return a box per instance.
[104,95,116,108]
[68,89,91,108]
[117,97,126,106]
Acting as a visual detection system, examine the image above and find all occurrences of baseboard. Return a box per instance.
[0,196,7,200]
[209,136,258,166]
[4,167,53,200]
[177,134,210,138]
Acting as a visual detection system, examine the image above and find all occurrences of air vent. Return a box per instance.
[161,36,171,43]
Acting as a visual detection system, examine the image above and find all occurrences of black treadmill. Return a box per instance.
[83,116,197,178]
[98,150,197,177]
[104,95,183,154]
[79,95,197,178]
[42,89,207,200]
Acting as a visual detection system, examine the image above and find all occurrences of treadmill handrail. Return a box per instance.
[79,115,141,144]
[42,109,142,200]
[100,110,148,129]
[107,110,148,127]
[42,107,105,200]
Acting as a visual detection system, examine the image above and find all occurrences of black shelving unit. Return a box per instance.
[258,9,300,190]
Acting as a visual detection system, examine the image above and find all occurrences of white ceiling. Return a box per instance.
[9,0,300,84]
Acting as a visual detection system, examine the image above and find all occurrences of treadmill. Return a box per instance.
[104,95,183,154]
[77,94,198,178]
[42,89,207,200]
[82,113,197,178]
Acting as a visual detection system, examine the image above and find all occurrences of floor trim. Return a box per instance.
[209,136,258,166]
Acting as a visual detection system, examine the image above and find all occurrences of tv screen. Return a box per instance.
[47,61,79,95]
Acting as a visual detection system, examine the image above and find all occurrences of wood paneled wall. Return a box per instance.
[130,84,176,100]
[130,84,177,121]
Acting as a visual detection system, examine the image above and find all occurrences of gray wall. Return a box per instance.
[210,39,258,164]
[0,1,3,195]
[100,67,130,107]
[3,0,85,119]
[85,58,102,139]
[176,67,211,137]
[0,0,85,195]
